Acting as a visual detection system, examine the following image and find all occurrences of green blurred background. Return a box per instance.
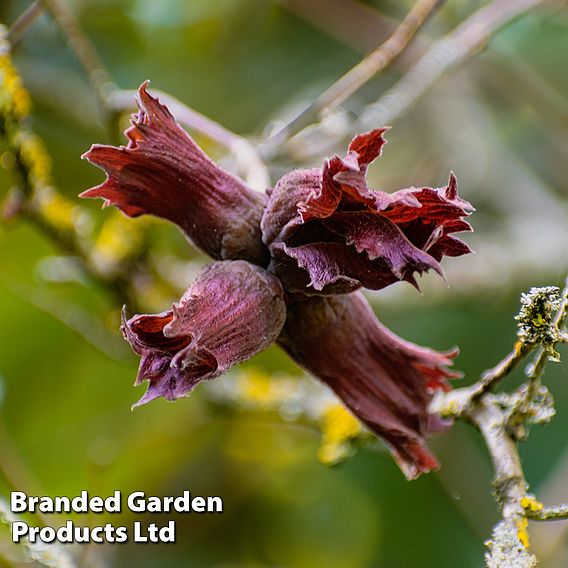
[1,1,568,566]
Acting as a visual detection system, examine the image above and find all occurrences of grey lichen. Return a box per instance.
[485,521,538,568]
[515,286,562,361]
[498,384,556,442]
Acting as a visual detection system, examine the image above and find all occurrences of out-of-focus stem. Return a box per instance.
[277,0,396,53]
[7,1,44,45]
[40,0,119,138]
[0,422,50,527]
[279,0,553,162]
[359,0,553,129]
[271,0,443,144]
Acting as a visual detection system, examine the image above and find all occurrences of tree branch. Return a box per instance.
[430,279,568,567]
[0,25,147,310]
[276,0,397,53]
[468,396,539,567]
[526,504,568,522]
[271,0,443,144]
[7,1,44,45]
[278,0,554,162]
[25,0,270,189]
[358,0,553,128]
[478,341,534,393]
[39,0,118,137]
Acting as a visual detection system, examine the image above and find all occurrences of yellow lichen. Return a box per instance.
[516,517,530,549]
[0,37,51,193]
[441,398,460,417]
[18,132,52,187]
[0,149,15,170]
[35,190,78,234]
[0,53,32,119]
[93,213,148,269]
[521,495,544,513]
[237,370,275,406]
[317,403,363,466]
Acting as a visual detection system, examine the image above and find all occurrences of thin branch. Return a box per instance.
[429,280,568,566]
[526,504,568,522]
[277,0,397,53]
[110,88,270,191]
[358,0,553,129]
[428,279,567,566]
[7,1,44,45]
[478,341,535,392]
[430,340,535,419]
[0,27,145,310]
[0,497,76,568]
[22,0,271,189]
[432,279,567,420]
[469,396,527,519]
[466,398,539,566]
[477,39,568,139]
[278,0,553,162]
[39,0,118,136]
[271,0,443,143]
[12,1,270,190]
[0,422,50,528]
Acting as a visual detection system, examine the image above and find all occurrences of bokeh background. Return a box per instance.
[1,1,568,567]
